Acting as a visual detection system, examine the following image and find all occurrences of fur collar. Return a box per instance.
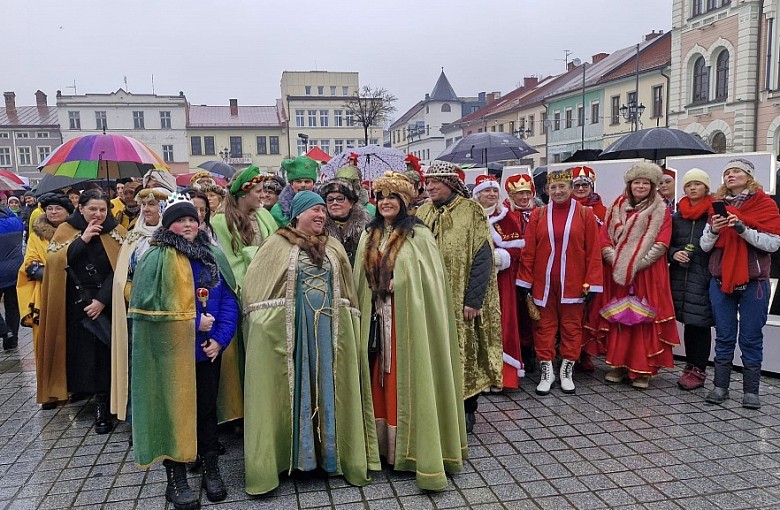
[277,227,329,267]
[487,203,508,225]
[32,214,58,242]
[277,185,295,218]
[325,204,371,244]
[152,228,220,289]
[363,225,411,299]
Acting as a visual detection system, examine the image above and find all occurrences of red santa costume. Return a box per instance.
[473,175,525,388]
[516,169,603,395]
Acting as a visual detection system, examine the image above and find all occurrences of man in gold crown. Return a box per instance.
[516,169,603,396]
[417,161,503,434]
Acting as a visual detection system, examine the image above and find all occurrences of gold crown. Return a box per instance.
[547,169,573,185]
[373,171,416,206]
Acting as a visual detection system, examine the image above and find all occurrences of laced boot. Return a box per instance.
[201,451,227,502]
[164,459,199,510]
[559,359,576,394]
[678,366,706,391]
[536,361,555,396]
[705,358,731,405]
[94,393,114,435]
[742,365,762,410]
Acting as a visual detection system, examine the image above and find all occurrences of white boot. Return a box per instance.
[560,359,576,394]
[536,361,555,395]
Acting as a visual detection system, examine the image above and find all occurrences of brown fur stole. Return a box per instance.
[32,214,58,242]
[277,227,329,268]
[363,226,410,300]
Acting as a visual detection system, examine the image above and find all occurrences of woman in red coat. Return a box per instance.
[599,162,680,389]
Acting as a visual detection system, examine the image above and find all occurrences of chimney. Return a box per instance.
[35,90,47,108]
[229,98,238,116]
[486,93,496,104]
[4,92,15,112]
[425,93,430,101]
[592,53,609,64]
[478,92,486,102]
[645,30,663,41]
[523,77,539,89]
[567,61,576,71]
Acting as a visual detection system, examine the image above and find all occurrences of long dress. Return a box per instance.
[354,225,466,491]
[242,231,379,495]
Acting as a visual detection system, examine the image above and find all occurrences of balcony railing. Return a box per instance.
[226,154,253,165]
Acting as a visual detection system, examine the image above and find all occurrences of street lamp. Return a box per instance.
[619,101,646,131]
[514,119,532,140]
[219,147,230,162]
[297,133,309,154]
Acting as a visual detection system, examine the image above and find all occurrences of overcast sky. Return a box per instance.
[5,0,671,121]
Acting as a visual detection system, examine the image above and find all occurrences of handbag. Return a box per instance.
[599,285,656,326]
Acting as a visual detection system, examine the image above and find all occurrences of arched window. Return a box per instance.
[441,103,451,113]
[715,51,729,100]
[711,131,727,153]
[692,57,709,103]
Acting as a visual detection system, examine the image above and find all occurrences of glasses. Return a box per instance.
[573,183,591,189]
[326,196,347,204]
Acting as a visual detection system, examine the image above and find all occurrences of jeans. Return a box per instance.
[709,278,769,367]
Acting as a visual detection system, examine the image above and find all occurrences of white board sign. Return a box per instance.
[461,168,487,186]
[499,165,533,201]
[666,152,776,199]
[548,159,645,206]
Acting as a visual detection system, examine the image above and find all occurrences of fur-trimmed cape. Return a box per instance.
[362,226,412,300]
[325,205,371,266]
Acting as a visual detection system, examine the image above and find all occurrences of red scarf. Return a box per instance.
[677,195,713,221]
[715,190,780,293]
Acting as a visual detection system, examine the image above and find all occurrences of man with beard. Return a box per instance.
[114,182,142,230]
[319,177,371,266]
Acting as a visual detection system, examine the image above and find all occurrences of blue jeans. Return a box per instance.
[709,278,769,367]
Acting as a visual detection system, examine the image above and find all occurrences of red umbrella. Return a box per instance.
[175,172,227,188]
[0,170,24,185]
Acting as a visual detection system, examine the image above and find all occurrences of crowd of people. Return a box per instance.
[0,153,778,508]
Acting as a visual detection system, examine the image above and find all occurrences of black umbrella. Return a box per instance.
[436,132,538,165]
[34,174,94,196]
[599,128,714,161]
[563,149,603,163]
[197,161,236,178]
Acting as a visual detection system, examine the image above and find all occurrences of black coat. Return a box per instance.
[668,211,714,327]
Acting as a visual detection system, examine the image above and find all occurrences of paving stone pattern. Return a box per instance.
[2,330,780,509]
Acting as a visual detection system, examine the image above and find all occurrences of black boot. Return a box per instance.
[94,393,114,435]
[742,365,762,410]
[705,358,731,404]
[2,334,18,350]
[201,451,227,502]
[164,460,199,510]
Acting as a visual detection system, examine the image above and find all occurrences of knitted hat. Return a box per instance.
[504,174,535,196]
[624,161,663,187]
[373,172,416,206]
[319,177,358,202]
[23,191,35,198]
[472,174,500,197]
[7,196,20,204]
[281,156,319,182]
[570,166,596,185]
[425,160,471,198]
[547,169,573,185]
[290,190,325,220]
[681,168,711,190]
[162,193,200,229]
[229,165,262,197]
[723,158,755,178]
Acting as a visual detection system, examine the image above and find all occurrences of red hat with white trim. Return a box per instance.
[472,174,500,197]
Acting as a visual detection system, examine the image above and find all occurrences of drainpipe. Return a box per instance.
[754,0,764,152]
[661,66,671,127]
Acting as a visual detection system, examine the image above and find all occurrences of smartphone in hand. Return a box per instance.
[712,201,728,217]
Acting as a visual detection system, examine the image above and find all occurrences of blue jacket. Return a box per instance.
[191,260,239,363]
[0,208,24,288]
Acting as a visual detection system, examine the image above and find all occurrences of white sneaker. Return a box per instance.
[560,359,576,394]
[536,361,555,395]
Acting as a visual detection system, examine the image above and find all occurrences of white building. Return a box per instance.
[56,89,189,172]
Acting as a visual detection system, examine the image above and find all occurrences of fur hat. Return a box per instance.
[681,168,711,190]
[319,177,358,203]
[624,161,663,187]
[723,158,755,178]
[373,172,416,206]
[162,193,200,229]
[504,174,535,196]
[38,193,75,213]
[472,174,500,197]
[190,171,215,189]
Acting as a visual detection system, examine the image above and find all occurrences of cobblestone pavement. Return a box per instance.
[3,328,780,510]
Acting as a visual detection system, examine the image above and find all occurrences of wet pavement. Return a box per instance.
[2,328,780,509]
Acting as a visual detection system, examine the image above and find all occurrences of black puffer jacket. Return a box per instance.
[668,211,714,327]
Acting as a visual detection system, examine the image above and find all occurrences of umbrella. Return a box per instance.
[320,145,408,181]
[563,149,602,163]
[305,146,332,164]
[34,174,95,196]
[38,134,169,179]
[0,170,24,185]
[600,287,657,326]
[197,161,236,178]
[436,132,538,165]
[0,175,24,192]
[599,128,714,161]
[175,172,227,188]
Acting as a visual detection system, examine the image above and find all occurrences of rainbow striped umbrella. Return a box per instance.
[38,134,169,179]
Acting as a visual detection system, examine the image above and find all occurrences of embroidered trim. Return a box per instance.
[243,298,286,314]
[47,233,80,253]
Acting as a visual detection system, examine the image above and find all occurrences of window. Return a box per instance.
[162,144,174,162]
[528,115,535,136]
[320,110,329,127]
[498,124,504,132]
[541,113,548,134]
[191,136,202,155]
[36,132,50,138]
[491,125,496,132]
[37,146,51,163]
[229,136,242,157]
[297,138,307,156]
[95,111,107,130]
[68,111,81,129]
[204,136,215,155]
[345,111,354,126]
[441,103,451,112]
[160,111,172,129]
[370,138,379,146]
[342,86,349,96]
[305,86,311,95]
[0,132,8,138]
[346,139,356,149]
[591,103,600,124]
[308,110,317,127]
[17,147,32,166]
[711,131,727,153]
[652,86,664,117]
[0,148,10,166]
[256,136,267,155]
[565,109,572,129]
[577,106,584,127]
[554,112,561,131]
[330,86,336,95]
[269,136,280,155]
[308,139,317,149]
[317,86,324,95]
[133,111,145,129]
[610,95,620,124]
[692,0,702,16]
[334,110,343,127]
[692,56,709,103]
[320,140,330,154]
[295,110,305,127]
[715,51,729,100]
[627,91,637,108]
[15,132,29,138]
[334,140,344,153]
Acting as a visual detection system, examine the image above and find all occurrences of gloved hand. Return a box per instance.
[733,220,746,234]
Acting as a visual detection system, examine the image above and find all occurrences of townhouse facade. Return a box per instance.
[0,91,61,181]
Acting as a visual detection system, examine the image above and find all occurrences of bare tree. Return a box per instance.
[343,86,397,145]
